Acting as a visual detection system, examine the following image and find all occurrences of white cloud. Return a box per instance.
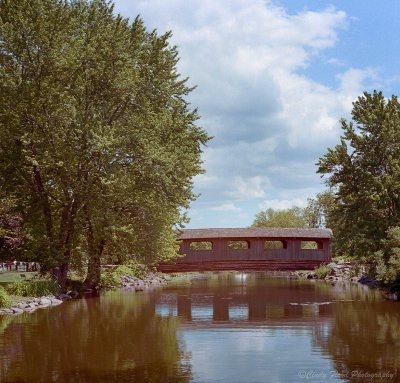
[114,0,377,227]
[336,67,378,111]
[211,203,243,212]
[327,57,346,66]
[259,198,308,211]
[228,176,267,199]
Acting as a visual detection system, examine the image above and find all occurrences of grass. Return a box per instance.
[5,277,60,297]
[0,272,38,284]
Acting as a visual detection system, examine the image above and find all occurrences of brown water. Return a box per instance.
[0,273,399,383]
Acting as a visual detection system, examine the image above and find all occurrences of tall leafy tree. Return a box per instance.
[317,91,400,259]
[0,0,209,288]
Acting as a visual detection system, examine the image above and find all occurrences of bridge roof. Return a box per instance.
[179,227,332,240]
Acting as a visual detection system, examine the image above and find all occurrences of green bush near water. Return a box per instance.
[332,255,355,263]
[375,227,400,288]
[6,278,60,297]
[100,261,148,288]
[0,286,12,307]
[314,264,333,278]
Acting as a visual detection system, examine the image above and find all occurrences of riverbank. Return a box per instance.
[293,260,400,301]
[0,295,63,315]
[0,271,167,315]
[2,265,398,316]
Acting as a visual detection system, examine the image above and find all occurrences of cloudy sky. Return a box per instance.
[113,0,400,228]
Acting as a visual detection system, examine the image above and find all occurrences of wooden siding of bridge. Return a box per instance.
[157,230,332,273]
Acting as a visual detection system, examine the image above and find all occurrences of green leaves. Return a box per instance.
[317,91,400,259]
[375,227,400,284]
[251,207,308,228]
[0,0,210,286]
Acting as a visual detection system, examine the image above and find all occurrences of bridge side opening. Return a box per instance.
[301,240,323,250]
[227,240,250,249]
[189,241,213,250]
[264,240,287,249]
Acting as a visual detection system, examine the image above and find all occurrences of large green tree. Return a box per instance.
[0,0,209,288]
[317,91,400,259]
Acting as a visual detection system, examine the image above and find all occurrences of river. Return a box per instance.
[0,273,399,382]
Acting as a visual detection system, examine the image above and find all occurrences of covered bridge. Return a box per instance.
[157,227,332,273]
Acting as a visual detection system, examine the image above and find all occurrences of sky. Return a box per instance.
[112,0,400,229]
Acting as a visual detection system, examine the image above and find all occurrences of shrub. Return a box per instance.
[6,277,60,297]
[333,255,355,262]
[100,261,148,288]
[0,286,12,307]
[100,270,122,289]
[116,260,147,279]
[375,226,400,287]
[314,264,333,278]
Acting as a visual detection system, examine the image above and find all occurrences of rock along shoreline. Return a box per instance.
[0,272,167,316]
[293,260,399,301]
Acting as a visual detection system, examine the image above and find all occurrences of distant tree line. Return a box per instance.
[0,0,210,289]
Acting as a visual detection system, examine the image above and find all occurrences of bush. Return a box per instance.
[375,226,400,286]
[314,264,333,278]
[333,255,355,262]
[0,286,12,307]
[100,270,122,289]
[6,277,60,297]
[100,261,148,288]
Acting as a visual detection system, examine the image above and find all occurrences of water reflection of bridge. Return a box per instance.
[154,282,335,326]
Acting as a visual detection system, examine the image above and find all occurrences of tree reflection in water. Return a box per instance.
[0,291,191,383]
[313,300,400,381]
[1,275,400,383]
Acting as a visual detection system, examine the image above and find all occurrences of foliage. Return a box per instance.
[301,241,318,249]
[227,240,249,249]
[0,0,210,288]
[0,286,12,307]
[304,191,336,229]
[252,207,308,228]
[100,261,148,288]
[332,255,355,262]
[314,264,333,278]
[317,91,400,259]
[252,193,336,247]
[252,194,336,251]
[99,270,122,289]
[6,277,60,297]
[375,227,400,285]
[189,241,212,250]
[0,193,23,259]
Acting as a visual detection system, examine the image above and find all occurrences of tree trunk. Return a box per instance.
[55,197,80,290]
[33,166,53,241]
[84,236,105,290]
[84,247,102,290]
[83,205,104,290]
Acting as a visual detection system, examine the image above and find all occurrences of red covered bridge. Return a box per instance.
[157,227,332,272]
